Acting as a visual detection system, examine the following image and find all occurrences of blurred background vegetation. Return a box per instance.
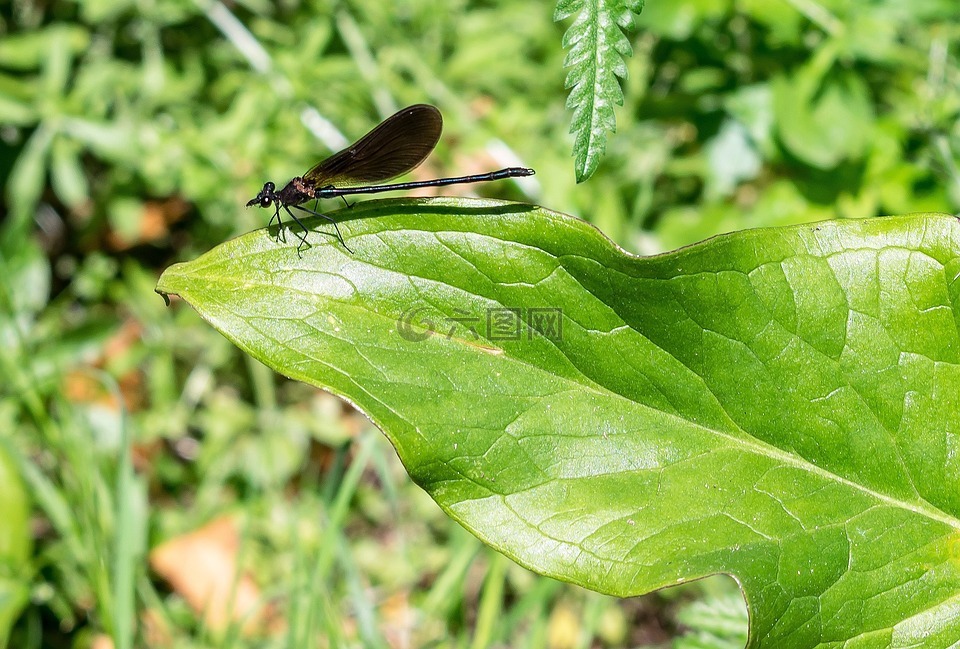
[1,0,959,647]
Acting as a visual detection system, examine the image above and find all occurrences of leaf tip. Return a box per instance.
[155,261,194,305]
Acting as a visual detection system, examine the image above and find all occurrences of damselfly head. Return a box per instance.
[246,181,276,208]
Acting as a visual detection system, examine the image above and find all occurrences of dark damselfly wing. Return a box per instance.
[303,104,443,187]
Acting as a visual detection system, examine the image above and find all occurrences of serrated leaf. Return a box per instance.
[555,0,644,182]
[157,199,960,648]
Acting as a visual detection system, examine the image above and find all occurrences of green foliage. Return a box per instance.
[0,440,31,648]
[674,583,748,649]
[4,0,960,646]
[555,0,645,182]
[157,200,960,648]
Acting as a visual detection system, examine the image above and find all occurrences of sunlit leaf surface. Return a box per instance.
[158,199,960,648]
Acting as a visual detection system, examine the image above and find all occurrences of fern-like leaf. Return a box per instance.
[555,0,644,182]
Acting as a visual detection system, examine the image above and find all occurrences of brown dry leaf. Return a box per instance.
[63,370,116,407]
[380,590,416,649]
[107,197,189,250]
[140,606,174,647]
[90,634,114,649]
[150,517,268,636]
[62,318,146,412]
[101,318,144,364]
[468,96,495,117]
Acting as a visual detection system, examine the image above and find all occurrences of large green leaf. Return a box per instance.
[157,199,960,648]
